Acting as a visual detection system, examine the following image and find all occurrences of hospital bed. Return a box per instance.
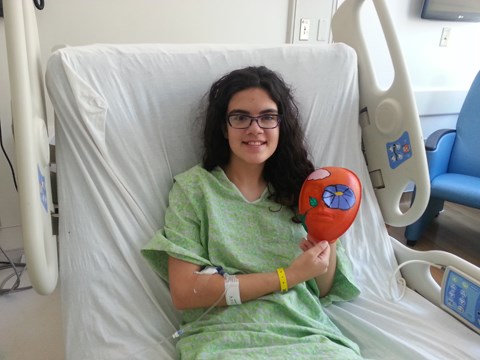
[3,0,480,359]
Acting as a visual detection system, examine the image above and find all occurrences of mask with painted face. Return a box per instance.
[298,167,362,243]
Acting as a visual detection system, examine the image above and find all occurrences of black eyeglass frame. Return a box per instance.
[226,113,282,129]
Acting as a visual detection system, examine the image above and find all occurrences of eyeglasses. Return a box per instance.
[226,113,281,129]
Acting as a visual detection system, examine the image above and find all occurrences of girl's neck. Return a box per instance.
[224,162,267,202]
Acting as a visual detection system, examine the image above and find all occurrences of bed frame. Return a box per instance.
[3,0,480,358]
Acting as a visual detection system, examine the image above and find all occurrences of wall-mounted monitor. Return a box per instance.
[421,0,480,22]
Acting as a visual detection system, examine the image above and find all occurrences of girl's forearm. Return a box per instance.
[169,257,300,310]
[168,240,333,310]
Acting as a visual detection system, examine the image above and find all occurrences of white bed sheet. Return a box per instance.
[45,43,479,359]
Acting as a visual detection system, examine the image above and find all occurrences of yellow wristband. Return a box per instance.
[277,268,288,292]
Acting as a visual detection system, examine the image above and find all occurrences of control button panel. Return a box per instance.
[441,266,480,334]
[386,131,412,169]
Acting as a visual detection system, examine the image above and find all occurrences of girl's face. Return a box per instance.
[225,87,280,170]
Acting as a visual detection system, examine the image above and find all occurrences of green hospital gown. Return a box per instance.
[142,165,363,359]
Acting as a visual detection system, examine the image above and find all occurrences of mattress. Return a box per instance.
[45,43,479,359]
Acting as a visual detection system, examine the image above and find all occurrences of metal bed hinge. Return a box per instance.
[50,144,59,236]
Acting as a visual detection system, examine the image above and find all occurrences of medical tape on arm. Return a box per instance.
[193,266,221,295]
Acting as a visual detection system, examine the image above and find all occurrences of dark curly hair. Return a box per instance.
[202,66,314,212]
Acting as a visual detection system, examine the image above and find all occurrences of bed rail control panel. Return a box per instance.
[441,266,480,334]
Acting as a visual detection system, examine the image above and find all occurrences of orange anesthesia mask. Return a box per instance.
[298,167,362,243]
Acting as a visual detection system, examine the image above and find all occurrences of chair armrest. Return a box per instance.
[425,129,456,151]
[425,129,456,180]
[390,236,480,307]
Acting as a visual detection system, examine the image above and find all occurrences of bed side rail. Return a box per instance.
[391,238,480,306]
[4,0,57,295]
[332,0,430,227]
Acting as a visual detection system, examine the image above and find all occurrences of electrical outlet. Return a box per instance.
[299,18,310,41]
[439,27,451,47]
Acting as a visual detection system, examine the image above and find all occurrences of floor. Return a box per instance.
[386,194,480,284]
[0,253,64,360]
[387,195,480,268]
[0,198,479,360]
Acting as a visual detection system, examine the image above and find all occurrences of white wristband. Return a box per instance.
[224,274,241,305]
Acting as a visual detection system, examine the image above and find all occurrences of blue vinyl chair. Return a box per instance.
[405,71,480,245]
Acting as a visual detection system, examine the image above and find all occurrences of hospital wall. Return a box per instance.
[371,1,480,136]
[0,0,479,251]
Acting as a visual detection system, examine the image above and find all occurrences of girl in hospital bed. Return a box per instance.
[142,66,364,359]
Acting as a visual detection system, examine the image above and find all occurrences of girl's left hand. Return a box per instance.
[299,235,334,253]
[298,236,337,296]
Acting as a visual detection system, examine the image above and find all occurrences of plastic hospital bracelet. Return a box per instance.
[277,268,288,292]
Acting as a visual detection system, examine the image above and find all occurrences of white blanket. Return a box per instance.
[46,43,479,359]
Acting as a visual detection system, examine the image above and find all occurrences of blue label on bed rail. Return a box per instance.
[38,165,48,212]
[386,131,412,169]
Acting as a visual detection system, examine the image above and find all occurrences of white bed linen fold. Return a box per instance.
[46,43,479,359]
